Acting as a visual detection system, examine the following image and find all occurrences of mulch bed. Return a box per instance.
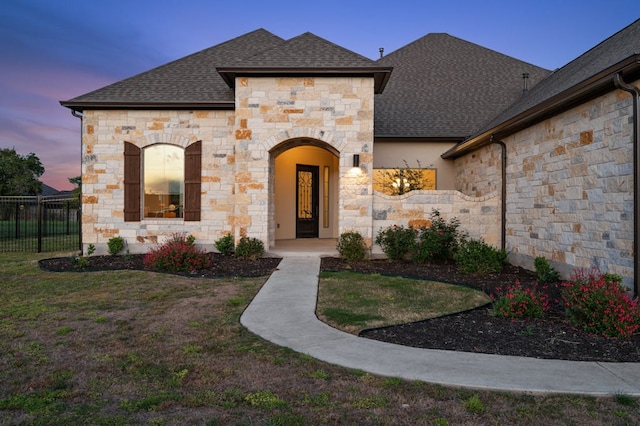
[39,254,640,362]
[320,257,640,363]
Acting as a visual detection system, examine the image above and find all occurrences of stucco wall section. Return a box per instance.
[455,85,636,285]
[372,190,500,256]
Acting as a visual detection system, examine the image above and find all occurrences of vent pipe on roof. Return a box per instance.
[522,73,530,94]
[379,47,384,59]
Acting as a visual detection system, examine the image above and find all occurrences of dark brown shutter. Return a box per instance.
[184,141,202,221]
[123,142,141,222]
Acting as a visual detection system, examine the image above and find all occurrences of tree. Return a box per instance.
[68,175,81,197]
[0,148,44,196]
[373,160,434,195]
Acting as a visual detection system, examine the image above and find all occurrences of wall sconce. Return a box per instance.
[353,154,360,168]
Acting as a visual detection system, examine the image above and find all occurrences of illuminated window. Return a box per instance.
[373,168,436,195]
[143,144,184,218]
[323,166,329,228]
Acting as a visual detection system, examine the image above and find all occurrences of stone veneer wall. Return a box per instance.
[80,76,376,254]
[80,109,235,254]
[372,190,500,256]
[455,85,637,285]
[233,76,375,248]
[454,143,502,196]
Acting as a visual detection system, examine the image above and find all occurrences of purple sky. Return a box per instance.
[1,0,639,190]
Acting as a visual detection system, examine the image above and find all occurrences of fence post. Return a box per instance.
[37,195,43,253]
[14,201,19,239]
[78,193,82,252]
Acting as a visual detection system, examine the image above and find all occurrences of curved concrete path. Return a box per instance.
[241,257,640,395]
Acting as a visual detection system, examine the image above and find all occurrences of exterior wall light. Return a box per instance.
[353,154,360,167]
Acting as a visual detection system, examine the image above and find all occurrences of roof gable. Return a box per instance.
[216,32,392,93]
[374,33,551,138]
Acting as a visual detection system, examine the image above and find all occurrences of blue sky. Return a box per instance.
[1,0,639,190]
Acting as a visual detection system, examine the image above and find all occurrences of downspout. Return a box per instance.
[70,109,83,253]
[613,73,640,298]
[490,136,507,251]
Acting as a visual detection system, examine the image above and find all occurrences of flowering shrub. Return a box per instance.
[491,281,550,319]
[143,233,212,273]
[412,209,466,263]
[562,269,640,338]
[375,225,416,261]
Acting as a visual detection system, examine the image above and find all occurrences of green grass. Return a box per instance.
[0,252,639,425]
[317,271,490,333]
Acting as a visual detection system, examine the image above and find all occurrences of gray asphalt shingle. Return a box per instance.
[374,33,551,138]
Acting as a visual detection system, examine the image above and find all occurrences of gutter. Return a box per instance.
[59,101,236,112]
[490,136,507,252]
[613,73,640,298]
[70,109,83,252]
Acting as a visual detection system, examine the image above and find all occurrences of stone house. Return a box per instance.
[61,20,640,293]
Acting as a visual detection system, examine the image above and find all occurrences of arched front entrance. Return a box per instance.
[270,139,339,246]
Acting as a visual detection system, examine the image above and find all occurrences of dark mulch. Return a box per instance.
[38,253,282,278]
[39,254,640,362]
[321,257,640,363]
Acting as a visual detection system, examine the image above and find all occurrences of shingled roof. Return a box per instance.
[61,29,286,110]
[217,32,392,93]
[443,18,640,158]
[61,30,392,110]
[374,33,551,139]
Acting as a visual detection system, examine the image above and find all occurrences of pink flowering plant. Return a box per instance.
[143,233,212,273]
[491,281,550,319]
[561,269,640,338]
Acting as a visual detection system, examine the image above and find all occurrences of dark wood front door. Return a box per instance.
[296,164,319,238]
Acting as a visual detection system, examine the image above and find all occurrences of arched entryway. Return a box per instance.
[269,139,339,247]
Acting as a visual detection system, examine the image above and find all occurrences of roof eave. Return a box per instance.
[59,101,235,112]
[375,135,465,143]
[216,66,394,94]
[442,55,640,159]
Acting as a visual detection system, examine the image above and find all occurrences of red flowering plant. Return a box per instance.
[412,209,467,263]
[491,280,550,319]
[561,269,640,338]
[375,224,417,261]
[143,233,212,273]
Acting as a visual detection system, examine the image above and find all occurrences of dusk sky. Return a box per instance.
[1,1,639,190]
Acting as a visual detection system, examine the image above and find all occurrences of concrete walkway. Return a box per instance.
[241,257,640,395]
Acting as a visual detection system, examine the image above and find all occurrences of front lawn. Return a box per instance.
[0,252,638,424]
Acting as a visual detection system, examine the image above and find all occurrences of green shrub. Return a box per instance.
[235,237,264,260]
[562,269,640,338]
[456,238,506,275]
[412,209,466,263]
[143,233,212,273]
[534,256,560,284]
[107,236,125,256]
[337,231,367,261]
[492,281,550,319]
[375,225,416,261]
[215,233,235,256]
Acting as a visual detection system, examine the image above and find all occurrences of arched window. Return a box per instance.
[124,141,201,221]
[143,144,184,218]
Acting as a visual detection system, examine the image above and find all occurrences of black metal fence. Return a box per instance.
[0,195,81,253]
